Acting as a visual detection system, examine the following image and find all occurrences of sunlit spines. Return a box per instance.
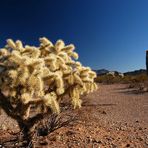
[43,92,60,113]
[0,48,9,57]
[55,40,65,52]
[39,37,53,47]
[0,37,98,120]
[15,40,24,52]
[21,92,32,104]
[7,39,16,49]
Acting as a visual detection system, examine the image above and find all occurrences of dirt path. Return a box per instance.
[0,84,148,148]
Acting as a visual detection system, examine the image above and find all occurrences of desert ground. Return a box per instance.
[0,84,148,148]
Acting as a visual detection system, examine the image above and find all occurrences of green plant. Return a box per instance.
[0,38,97,147]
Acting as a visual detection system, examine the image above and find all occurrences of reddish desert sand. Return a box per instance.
[0,84,148,148]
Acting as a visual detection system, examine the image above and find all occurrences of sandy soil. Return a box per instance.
[0,84,148,148]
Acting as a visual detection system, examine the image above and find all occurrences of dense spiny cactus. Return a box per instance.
[0,38,97,146]
[0,37,97,120]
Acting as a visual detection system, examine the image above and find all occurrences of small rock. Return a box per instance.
[126,144,130,147]
[111,144,117,148]
[49,136,56,141]
[39,137,48,145]
[102,111,107,114]
[135,120,139,123]
[56,135,62,141]
[66,130,75,136]
[39,140,48,145]
[138,137,143,141]
[92,138,102,143]
[120,126,126,131]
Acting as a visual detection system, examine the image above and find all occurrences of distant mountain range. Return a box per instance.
[93,69,147,76]
[124,69,146,76]
[93,69,109,75]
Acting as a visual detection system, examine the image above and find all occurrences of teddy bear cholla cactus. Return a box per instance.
[0,37,97,120]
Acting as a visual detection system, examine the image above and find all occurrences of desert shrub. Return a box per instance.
[133,73,148,82]
[121,73,148,92]
[121,73,148,88]
[122,73,148,83]
[95,73,148,86]
[0,38,97,147]
[144,81,148,91]
[95,75,123,84]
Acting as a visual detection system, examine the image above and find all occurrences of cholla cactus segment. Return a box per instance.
[21,92,32,104]
[70,87,82,109]
[16,40,23,50]
[0,37,97,119]
[8,70,18,79]
[55,40,65,52]
[0,48,9,57]
[39,37,53,47]
[7,39,16,49]
[43,92,60,113]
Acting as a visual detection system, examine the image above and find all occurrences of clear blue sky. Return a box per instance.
[0,0,148,72]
